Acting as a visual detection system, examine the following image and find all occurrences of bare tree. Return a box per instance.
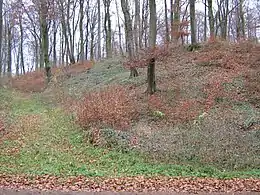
[103,0,112,58]
[121,0,138,77]
[134,0,141,53]
[190,0,196,44]
[79,0,84,63]
[0,0,3,75]
[115,0,124,56]
[97,0,102,59]
[208,0,214,39]
[89,1,98,61]
[147,0,156,94]
[164,0,170,42]
[171,0,180,41]
[39,0,51,83]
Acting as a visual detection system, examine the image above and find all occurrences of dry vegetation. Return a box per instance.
[5,40,260,128]
[76,85,139,130]
[1,40,260,171]
[10,61,93,92]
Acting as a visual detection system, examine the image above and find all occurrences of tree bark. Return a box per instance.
[79,0,84,63]
[190,0,196,45]
[239,0,245,38]
[172,0,180,42]
[103,0,112,58]
[40,0,51,83]
[115,0,124,55]
[97,0,101,59]
[141,0,149,48]
[121,0,138,78]
[58,0,75,65]
[134,0,140,53]
[208,0,215,39]
[0,0,3,75]
[7,24,12,77]
[19,13,25,74]
[53,20,57,67]
[204,0,207,41]
[147,0,156,94]
[164,0,170,43]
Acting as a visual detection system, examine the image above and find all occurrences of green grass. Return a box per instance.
[0,88,259,179]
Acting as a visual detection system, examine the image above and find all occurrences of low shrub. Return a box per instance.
[148,94,200,123]
[84,127,135,151]
[11,71,46,92]
[10,61,93,93]
[0,118,5,133]
[76,86,138,131]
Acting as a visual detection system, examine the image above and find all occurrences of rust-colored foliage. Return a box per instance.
[171,20,190,42]
[148,94,201,123]
[197,40,259,111]
[123,44,175,69]
[243,44,260,106]
[10,61,93,92]
[0,118,5,133]
[0,174,259,193]
[127,39,259,124]
[76,86,138,130]
[11,70,46,92]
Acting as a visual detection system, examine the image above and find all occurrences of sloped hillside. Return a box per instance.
[42,41,260,171]
[3,41,260,174]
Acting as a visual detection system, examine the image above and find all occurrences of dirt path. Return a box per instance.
[0,175,259,194]
[0,189,259,195]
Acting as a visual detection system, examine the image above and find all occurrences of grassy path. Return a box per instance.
[0,88,259,179]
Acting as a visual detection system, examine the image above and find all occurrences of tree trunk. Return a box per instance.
[134,0,140,54]
[170,0,173,40]
[53,20,57,67]
[104,0,112,58]
[16,44,20,75]
[90,31,95,61]
[164,0,170,43]
[40,0,51,83]
[39,36,44,68]
[7,24,12,77]
[85,1,90,60]
[57,0,75,65]
[190,0,196,45]
[121,0,138,78]
[208,0,215,39]
[97,0,101,59]
[240,0,245,38]
[172,0,180,42]
[19,14,25,74]
[204,0,207,41]
[115,0,124,55]
[34,36,39,69]
[220,0,229,40]
[3,15,7,75]
[0,0,3,75]
[67,0,75,64]
[89,1,96,60]
[79,0,84,63]
[60,28,65,65]
[147,0,156,94]
[140,0,148,49]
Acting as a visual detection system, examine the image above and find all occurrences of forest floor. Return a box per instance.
[0,41,259,193]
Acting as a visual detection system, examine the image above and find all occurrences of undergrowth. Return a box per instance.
[0,41,259,179]
[76,85,138,131]
[0,88,259,178]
